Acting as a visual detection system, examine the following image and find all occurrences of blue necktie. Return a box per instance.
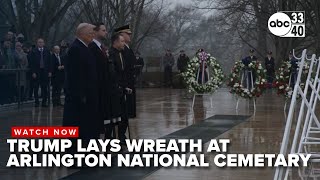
[40,48,44,68]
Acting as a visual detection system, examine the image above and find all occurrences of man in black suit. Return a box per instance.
[88,23,113,138]
[115,25,137,118]
[63,23,100,150]
[265,51,275,86]
[29,38,52,107]
[109,33,132,144]
[51,45,64,106]
[177,50,189,88]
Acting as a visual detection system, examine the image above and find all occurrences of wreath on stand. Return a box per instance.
[227,61,267,98]
[181,51,224,94]
[274,60,309,99]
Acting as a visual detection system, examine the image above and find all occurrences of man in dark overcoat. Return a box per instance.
[88,22,114,138]
[63,23,100,150]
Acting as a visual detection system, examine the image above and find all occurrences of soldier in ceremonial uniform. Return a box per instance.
[109,33,132,144]
[288,51,298,88]
[241,49,257,90]
[265,51,275,87]
[134,51,144,87]
[114,25,137,118]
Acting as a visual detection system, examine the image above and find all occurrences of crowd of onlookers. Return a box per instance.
[0,29,146,106]
[0,30,69,106]
[0,26,197,106]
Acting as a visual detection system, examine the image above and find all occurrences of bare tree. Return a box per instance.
[193,0,319,67]
[0,0,77,42]
[48,1,85,45]
[155,5,201,52]
[80,0,162,50]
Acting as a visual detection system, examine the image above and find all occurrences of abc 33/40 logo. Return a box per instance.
[268,11,305,37]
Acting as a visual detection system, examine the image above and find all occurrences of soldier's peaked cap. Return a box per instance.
[114,24,132,34]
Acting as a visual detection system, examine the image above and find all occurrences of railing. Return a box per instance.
[274,49,320,179]
[0,68,30,108]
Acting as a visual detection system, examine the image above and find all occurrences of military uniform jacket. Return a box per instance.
[242,55,257,66]
[108,47,127,118]
[122,45,136,118]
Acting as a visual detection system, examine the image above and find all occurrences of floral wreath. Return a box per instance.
[182,50,224,94]
[227,61,267,98]
[274,60,309,99]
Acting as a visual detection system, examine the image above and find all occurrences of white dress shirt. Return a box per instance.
[77,38,88,47]
[93,39,102,50]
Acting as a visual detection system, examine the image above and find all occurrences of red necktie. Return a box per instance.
[101,44,107,57]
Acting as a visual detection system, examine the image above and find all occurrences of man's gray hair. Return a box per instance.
[76,23,95,37]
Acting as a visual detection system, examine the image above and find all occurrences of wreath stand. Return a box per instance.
[192,93,213,109]
[192,61,213,109]
[236,69,256,110]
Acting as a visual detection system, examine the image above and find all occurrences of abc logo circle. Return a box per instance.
[268,12,292,36]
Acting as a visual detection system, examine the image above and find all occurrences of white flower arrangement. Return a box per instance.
[227,60,267,99]
[275,60,309,99]
[182,53,224,94]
